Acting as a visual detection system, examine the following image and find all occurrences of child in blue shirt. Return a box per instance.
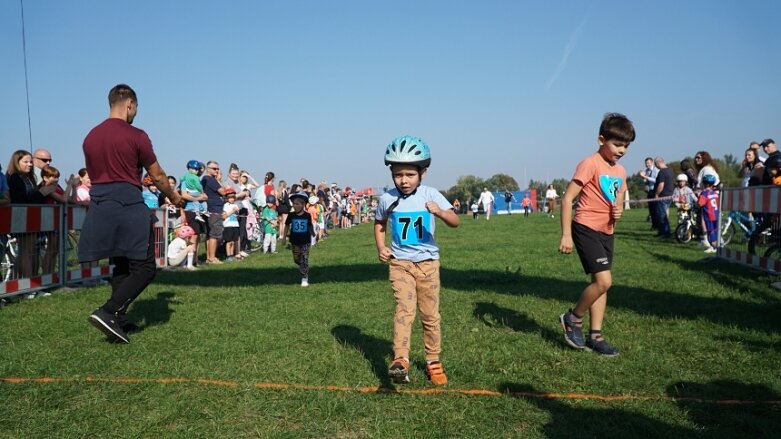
[374,135,460,386]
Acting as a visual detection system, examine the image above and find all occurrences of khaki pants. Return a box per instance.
[389,259,442,362]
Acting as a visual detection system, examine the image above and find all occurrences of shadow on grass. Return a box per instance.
[473,302,561,346]
[666,380,781,436]
[331,324,393,390]
[128,291,178,332]
[154,264,780,334]
[498,382,694,438]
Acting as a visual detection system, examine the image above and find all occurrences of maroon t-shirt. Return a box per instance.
[82,118,158,189]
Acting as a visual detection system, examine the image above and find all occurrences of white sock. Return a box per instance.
[186,252,194,267]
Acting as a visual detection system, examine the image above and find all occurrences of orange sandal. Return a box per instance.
[425,361,448,386]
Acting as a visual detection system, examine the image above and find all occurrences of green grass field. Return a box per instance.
[2,208,780,438]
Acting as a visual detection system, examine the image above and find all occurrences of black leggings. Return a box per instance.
[102,224,157,318]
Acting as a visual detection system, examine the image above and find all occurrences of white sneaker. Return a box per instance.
[185,265,197,271]
[704,247,717,254]
[301,277,309,287]
[239,251,249,258]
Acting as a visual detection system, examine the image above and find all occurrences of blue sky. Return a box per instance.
[1,0,779,191]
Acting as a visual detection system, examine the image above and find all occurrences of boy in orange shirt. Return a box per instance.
[558,113,635,357]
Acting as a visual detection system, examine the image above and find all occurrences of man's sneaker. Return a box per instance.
[559,311,586,349]
[704,246,717,254]
[194,215,206,222]
[425,361,448,386]
[388,357,410,384]
[585,337,619,357]
[301,277,309,287]
[88,308,129,344]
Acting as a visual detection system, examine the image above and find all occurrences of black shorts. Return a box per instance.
[222,227,239,242]
[572,222,614,274]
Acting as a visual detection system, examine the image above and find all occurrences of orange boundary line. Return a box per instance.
[2,376,780,405]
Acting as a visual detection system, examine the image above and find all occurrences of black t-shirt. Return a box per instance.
[655,168,675,197]
[286,211,315,245]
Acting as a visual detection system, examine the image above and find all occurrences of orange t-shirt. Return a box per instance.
[307,205,318,225]
[572,153,626,235]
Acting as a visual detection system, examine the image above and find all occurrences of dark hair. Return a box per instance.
[680,159,693,171]
[108,84,137,107]
[78,167,88,177]
[694,151,719,172]
[761,138,776,148]
[599,113,636,143]
[6,149,34,181]
[265,171,275,184]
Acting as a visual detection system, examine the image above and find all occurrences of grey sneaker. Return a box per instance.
[559,310,586,349]
[88,308,129,344]
[585,337,619,357]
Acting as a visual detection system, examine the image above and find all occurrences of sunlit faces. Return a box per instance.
[18,154,34,173]
[597,136,629,164]
[390,164,426,195]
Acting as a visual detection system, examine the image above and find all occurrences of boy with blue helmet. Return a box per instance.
[181,160,207,223]
[374,135,460,386]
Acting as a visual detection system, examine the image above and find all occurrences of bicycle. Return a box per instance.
[1,234,18,282]
[720,210,769,254]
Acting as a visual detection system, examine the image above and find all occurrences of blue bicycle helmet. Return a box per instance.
[266,194,277,204]
[702,174,717,186]
[384,135,431,168]
[186,160,201,170]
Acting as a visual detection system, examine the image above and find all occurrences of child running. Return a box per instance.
[558,113,635,357]
[374,135,460,386]
[286,192,316,286]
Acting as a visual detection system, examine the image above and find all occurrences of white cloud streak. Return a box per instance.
[545,16,589,90]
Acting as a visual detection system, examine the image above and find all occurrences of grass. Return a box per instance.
[1,208,780,438]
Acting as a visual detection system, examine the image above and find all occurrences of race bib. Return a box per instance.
[291,218,309,233]
[599,176,622,204]
[390,211,432,245]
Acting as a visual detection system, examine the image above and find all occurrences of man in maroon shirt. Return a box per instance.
[80,84,182,344]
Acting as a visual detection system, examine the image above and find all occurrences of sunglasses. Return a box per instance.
[208,167,220,170]
[35,157,52,163]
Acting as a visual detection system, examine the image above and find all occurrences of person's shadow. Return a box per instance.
[473,301,561,346]
[331,324,393,390]
[666,380,781,437]
[127,291,178,332]
[499,382,694,438]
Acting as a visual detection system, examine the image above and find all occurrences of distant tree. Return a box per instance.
[485,174,519,192]
[445,175,485,205]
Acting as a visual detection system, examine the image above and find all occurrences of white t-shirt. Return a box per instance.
[545,188,558,199]
[167,237,189,259]
[223,202,240,227]
[478,190,494,206]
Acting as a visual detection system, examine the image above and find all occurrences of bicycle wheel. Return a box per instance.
[764,244,781,260]
[1,241,16,282]
[675,223,692,243]
[721,222,736,246]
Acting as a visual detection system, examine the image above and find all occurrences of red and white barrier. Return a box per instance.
[718,186,781,274]
[0,273,59,296]
[0,205,60,233]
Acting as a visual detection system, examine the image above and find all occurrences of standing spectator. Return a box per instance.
[504,189,515,215]
[39,166,79,275]
[749,140,765,163]
[75,168,92,205]
[181,160,207,221]
[452,198,461,214]
[222,187,241,261]
[202,160,226,264]
[760,139,780,185]
[679,159,698,190]
[693,151,720,190]
[31,148,52,182]
[239,170,259,254]
[6,150,56,278]
[638,157,658,230]
[262,195,279,254]
[545,184,559,218]
[0,162,9,207]
[652,157,674,239]
[286,192,316,286]
[81,84,181,344]
[478,187,495,220]
[740,148,764,187]
[223,164,250,257]
[276,180,290,245]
